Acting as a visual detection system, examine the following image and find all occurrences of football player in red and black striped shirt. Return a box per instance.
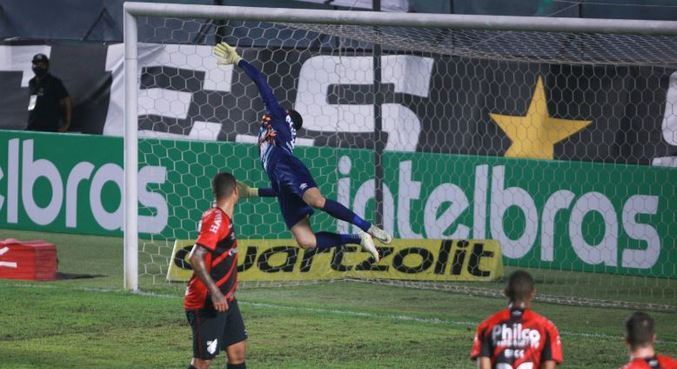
[620,312,677,369]
[184,172,247,369]
[471,270,563,369]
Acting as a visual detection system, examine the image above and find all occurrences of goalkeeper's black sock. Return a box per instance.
[315,232,361,250]
[322,199,371,232]
[227,362,246,369]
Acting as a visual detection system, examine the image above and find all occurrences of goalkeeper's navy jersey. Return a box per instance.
[238,60,297,172]
[184,207,239,310]
[471,306,563,368]
[622,355,677,369]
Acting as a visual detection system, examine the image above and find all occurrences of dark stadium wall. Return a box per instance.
[0,43,111,133]
[2,1,676,42]
[0,43,675,166]
[0,0,330,42]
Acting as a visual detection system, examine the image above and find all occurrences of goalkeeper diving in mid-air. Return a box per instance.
[213,42,391,261]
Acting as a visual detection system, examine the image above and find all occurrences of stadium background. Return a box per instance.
[1,1,677,166]
[0,1,676,368]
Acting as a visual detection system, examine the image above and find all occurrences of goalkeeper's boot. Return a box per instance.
[358,231,380,262]
[367,224,393,244]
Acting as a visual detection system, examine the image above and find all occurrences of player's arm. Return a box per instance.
[541,322,563,368]
[471,323,493,369]
[189,245,229,312]
[540,360,557,369]
[237,181,276,198]
[57,80,72,132]
[213,42,286,118]
[59,96,72,132]
[477,357,491,369]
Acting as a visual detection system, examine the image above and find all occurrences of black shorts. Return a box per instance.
[186,299,247,360]
[268,155,317,229]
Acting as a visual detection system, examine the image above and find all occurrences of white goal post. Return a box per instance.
[122,2,677,294]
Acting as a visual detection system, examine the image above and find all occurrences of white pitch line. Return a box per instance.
[235,301,677,345]
[4,283,677,345]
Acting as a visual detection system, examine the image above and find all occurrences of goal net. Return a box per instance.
[123,4,677,311]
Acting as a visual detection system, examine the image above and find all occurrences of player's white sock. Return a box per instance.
[358,231,380,262]
[367,225,393,244]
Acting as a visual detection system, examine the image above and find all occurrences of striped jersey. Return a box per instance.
[183,207,238,310]
[471,306,563,368]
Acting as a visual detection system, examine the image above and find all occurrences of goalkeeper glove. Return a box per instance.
[236,181,259,198]
[213,42,242,65]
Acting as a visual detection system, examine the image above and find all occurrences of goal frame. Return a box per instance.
[122,1,677,291]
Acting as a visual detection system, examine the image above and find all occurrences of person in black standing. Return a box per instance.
[26,53,72,132]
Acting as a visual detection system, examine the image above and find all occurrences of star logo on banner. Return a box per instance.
[489,76,592,160]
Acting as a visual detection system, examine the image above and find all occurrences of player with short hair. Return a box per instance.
[213,42,392,261]
[620,312,677,369]
[471,270,563,369]
[184,172,247,369]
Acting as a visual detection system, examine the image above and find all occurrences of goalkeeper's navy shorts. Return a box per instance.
[267,154,317,229]
[186,299,247,360]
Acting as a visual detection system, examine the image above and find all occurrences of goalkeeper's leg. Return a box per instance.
[291,218,380,262]
[302,187,392,244]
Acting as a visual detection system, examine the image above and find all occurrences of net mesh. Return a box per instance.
[287,23,677,67]
[130,15,677,311]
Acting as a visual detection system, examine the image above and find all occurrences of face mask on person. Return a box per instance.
[32,65,48,77]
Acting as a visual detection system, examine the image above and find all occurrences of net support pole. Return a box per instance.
[120,1,677,293]
[373,0,385,228]
[123,4,139,291]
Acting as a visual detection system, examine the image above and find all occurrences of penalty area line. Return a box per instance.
[236,301,677,345]
[4,282,677,345]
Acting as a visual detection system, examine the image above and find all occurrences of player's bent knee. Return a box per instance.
[290,219,316,249]
[227,341,246,364]
[295,237,316,249]
[228,352,246,363]
[308,197,325,209]
[302,189,325,209]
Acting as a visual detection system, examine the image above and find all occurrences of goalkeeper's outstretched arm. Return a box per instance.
[236,181,276,198]
[213,42,285,118]
[237,60,286,118]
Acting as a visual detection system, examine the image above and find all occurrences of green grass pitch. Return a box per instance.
[0,229,675,369]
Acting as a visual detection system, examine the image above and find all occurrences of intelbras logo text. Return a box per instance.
[338,156,663,270]
[0,138,168,233]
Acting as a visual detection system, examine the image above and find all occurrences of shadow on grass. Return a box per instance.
[56,272,106,280]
